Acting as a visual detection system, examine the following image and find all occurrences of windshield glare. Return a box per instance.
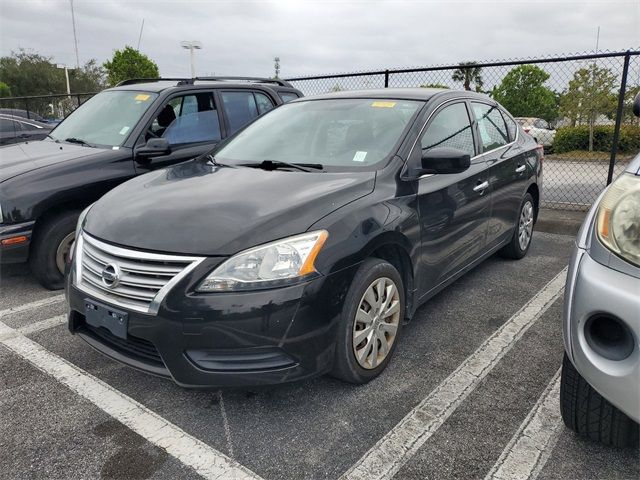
[50,90,158,147]
[216,98,422,169]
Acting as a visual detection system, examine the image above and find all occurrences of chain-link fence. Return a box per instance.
[0,92,97,123]
[287,50,640,211]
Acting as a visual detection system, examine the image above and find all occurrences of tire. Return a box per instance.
[560,353,639,447]
[499,192,535,260]
[331,258,405,384]
[30,210,80,290]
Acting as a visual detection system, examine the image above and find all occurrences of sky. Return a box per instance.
[0,0,639,79]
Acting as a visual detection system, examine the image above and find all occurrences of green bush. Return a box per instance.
[554,125,640,153]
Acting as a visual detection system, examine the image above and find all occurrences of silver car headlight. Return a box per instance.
[69,204,93,263]
[596,173,640,266]
[197,230,329,292]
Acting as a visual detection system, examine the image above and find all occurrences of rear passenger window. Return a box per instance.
[278,92,300,103]
[500,110,518,142]
[220,91,259,135]
[472,102,509,151]
[254,92,275,115]
[421,102,475,157]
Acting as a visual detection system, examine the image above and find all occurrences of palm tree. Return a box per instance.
[451,62,484,92]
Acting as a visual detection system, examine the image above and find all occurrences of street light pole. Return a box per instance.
[57,64,71,95]
[180,41,203,78]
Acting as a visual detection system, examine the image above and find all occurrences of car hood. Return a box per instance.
[84,159,376,256]
[0,140,101,183]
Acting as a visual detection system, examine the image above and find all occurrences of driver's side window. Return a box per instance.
[421,102,475,157]
[147,93,221,146]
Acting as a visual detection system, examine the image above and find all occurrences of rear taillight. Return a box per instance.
[524,127,531,133]
[535,144,544,165]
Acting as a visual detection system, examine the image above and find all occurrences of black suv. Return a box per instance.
[0,77,302,288]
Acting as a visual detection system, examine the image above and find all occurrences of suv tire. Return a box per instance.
[331,258,405,384]
[560,353,639,447]
[30,211,80,290]
[500,192,535,260]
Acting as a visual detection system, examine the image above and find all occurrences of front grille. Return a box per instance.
[81,321,164,366]
[76,233,204,314]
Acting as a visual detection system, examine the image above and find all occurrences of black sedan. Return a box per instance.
[66,88,542,387]
[0,114,52,145]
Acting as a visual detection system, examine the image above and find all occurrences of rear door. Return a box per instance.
[470,102,528,248]
[415,100,491,296]
[135,90,223,172]
[218,90,276,136]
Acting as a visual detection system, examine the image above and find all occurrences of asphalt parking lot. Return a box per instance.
[1,231,638,480]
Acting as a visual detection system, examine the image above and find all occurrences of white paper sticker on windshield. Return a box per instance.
[119,126,130,135]
[353,151,367,162]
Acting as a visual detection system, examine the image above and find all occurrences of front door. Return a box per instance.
[415,100,492,297]
[135,91,223,173]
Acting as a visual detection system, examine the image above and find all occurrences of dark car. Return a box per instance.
[0,115,52,145]
[66,88,543,388]
[0,108,55,124]
[0,77,303,288]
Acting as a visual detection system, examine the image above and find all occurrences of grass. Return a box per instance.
[545,150,637,162]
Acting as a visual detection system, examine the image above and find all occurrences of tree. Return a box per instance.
[492,65,558,121]
[420,83,449,89]
[560,64,618,151]
[103,46,159,86]
[0,49,104,96]
[330,83,343,92]
[0,81,11,97]
[451,62,483,91]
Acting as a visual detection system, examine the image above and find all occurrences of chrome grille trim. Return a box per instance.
[73,232,206,315]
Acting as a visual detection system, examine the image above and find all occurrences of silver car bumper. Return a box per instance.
[563,246,640,423]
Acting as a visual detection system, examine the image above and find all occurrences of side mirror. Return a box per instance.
[421,147,471,175]
[135,138,171,159]
[633,92,640,118]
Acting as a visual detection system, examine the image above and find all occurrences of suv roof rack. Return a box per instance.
[116,77,294,88]
[116,78,194,87]
[195,76,293,88]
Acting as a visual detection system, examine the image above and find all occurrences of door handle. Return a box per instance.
[515,165,526,173]
[473,181,489,193]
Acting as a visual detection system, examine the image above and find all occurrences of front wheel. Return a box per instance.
[499,192,535,260]
[331,258,405,384]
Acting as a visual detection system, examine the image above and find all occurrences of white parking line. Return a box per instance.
[0,321,263,480]
[484,370,563,480]
[0,294,65,319]
[341,267,567,480]
[0,314,67,341]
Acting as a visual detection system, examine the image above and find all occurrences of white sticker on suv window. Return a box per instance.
[119,126,130,135]
[353,151,367,162]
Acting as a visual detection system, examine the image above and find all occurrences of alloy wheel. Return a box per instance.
[353,277,401,370]
[55,232,75,274]
[518,200,534,251]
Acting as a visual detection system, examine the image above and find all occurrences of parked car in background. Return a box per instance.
[0,115,52,145]
[66,88,543,388]
[0,77,303,289]
[560,92,640,447]
[515,117,556,150]
[0,108,58,124]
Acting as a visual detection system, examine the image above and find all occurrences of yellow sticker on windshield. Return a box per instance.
[371,101,396,108]
[135,94,151,101]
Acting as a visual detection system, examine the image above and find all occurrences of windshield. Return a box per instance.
[50,90,158,147]
[215,98,422,170]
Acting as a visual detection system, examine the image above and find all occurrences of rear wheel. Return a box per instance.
[331,258,405,384]
[30,211,80,290]
[560,353,638,447]
[499,192,534,259]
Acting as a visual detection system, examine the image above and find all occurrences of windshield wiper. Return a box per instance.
[64,137,94,147]
[45,134,59,142]
[244,160,324,172]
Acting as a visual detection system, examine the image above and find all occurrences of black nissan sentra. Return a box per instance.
[66,88,542,387]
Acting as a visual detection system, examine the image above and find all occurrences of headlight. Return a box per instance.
[197,230,329,292]
[69,204,93,263]
[596,173,640,266]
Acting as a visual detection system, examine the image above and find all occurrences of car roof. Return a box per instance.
[107,77,300,94]
[295,88,490,102]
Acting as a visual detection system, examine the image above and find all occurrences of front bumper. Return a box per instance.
[67,264,357,388]
[563,246,640,423]
[0,221,34,264]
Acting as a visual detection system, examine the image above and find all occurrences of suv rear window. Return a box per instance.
[278,92,300,103]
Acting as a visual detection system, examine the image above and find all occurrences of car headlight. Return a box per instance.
[69,204,93,263]
[596,173,640,266]
[197,230,329,292]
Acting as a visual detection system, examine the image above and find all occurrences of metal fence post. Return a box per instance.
[607,51,631,185]
[24,98,31,119]
[384,69,389,88]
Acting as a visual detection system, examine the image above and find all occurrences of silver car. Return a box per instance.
[561,94,640,447]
